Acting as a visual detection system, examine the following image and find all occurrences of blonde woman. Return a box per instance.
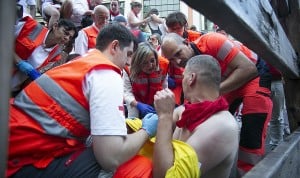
[123,42,169,118]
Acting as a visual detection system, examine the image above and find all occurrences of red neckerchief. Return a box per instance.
[156,45,161,52]
[110,10,120,17]
[176,97,229,132]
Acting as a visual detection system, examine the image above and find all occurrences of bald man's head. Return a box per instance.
[161,33,194,67]
[186,55,221,90]
[93,5,109,29]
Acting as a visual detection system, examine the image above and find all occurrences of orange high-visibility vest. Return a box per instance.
[168,63,184,105]
[7,50,121,177]
[193,32,239,75]
[183,30,202,42]
[131,56,169,105]
[233,41,258,64]
[15,16,61,68]
[83,25,99,50]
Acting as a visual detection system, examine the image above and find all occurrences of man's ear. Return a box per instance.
[189,72,196,86]
[51,22,59,30]
[110,40,119,54]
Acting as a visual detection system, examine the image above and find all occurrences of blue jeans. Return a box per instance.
[268,80,290,148]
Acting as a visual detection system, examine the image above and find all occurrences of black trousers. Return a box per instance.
[12,147,103,178]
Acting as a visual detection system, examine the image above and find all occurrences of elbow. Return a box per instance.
[95,155,121,172]
[245,64,258,81]
[98,159,120,172]
[93,145,122,172]
[250,64,259,79]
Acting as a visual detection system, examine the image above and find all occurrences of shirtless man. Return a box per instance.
[153,55,239,178]
[161,33,272,176]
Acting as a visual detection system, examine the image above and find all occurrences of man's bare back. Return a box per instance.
[173,105,239,178]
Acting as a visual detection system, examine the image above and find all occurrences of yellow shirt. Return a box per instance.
[125,118,201,178]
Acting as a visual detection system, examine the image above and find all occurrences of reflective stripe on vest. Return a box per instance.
[217,40,234,61]
[172,74,183,79]
[29,23,44,41]
[250,50,258,63]
[15,16,48,60]
[14,74,90,139]
[38,45,62,73]
[238,149,263,165]
[134,76,163,84]
[168,64,184,82]
[233,41,258,64]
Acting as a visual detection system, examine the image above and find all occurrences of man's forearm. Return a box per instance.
[220,67,257,94]
[153,114,174,178]
[93,130,149,171]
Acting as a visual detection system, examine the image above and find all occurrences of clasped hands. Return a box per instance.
[138,89,176,137]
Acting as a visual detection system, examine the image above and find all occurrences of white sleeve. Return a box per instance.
[74,30,88,55]
[15,21,25,37]
[26,0,37,5]
[162,74,168,89]
[84,69,127,136]
[123,70,136,105]
[123,70,139,118]
[72,0,88,16]
[71,0,89,26]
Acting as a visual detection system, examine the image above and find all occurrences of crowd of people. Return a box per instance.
[8,0,290,177]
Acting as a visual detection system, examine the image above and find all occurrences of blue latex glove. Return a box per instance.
[27,69,41,80]
[168,76,176,89]
[137,102,156,117]
[16,61,41,80]
[142,113,158,137]
[16,60,35,74]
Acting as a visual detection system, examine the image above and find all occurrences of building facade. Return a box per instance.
[102,0,214,32]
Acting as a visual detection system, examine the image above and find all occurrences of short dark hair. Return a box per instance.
[146,8,159,18]
[96,23,135,51]
[166,11,187,28]
[186,55,221,90]
[81,15,93,28]
[130,1,142,8]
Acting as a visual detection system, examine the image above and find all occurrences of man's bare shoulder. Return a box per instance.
[192,110,239,143]
[186,111,239,176]
[211,110,239,131]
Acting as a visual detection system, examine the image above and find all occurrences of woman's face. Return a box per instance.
[54,25,75,45]
[133,6,142,14]
[141,53,157,74]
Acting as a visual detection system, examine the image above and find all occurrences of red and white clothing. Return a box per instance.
[13,16,61,92]
[74,24,99,55]
[191,32,272,175]
[7,49,126,177]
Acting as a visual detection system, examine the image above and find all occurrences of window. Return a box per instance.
[143,0,180,18]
